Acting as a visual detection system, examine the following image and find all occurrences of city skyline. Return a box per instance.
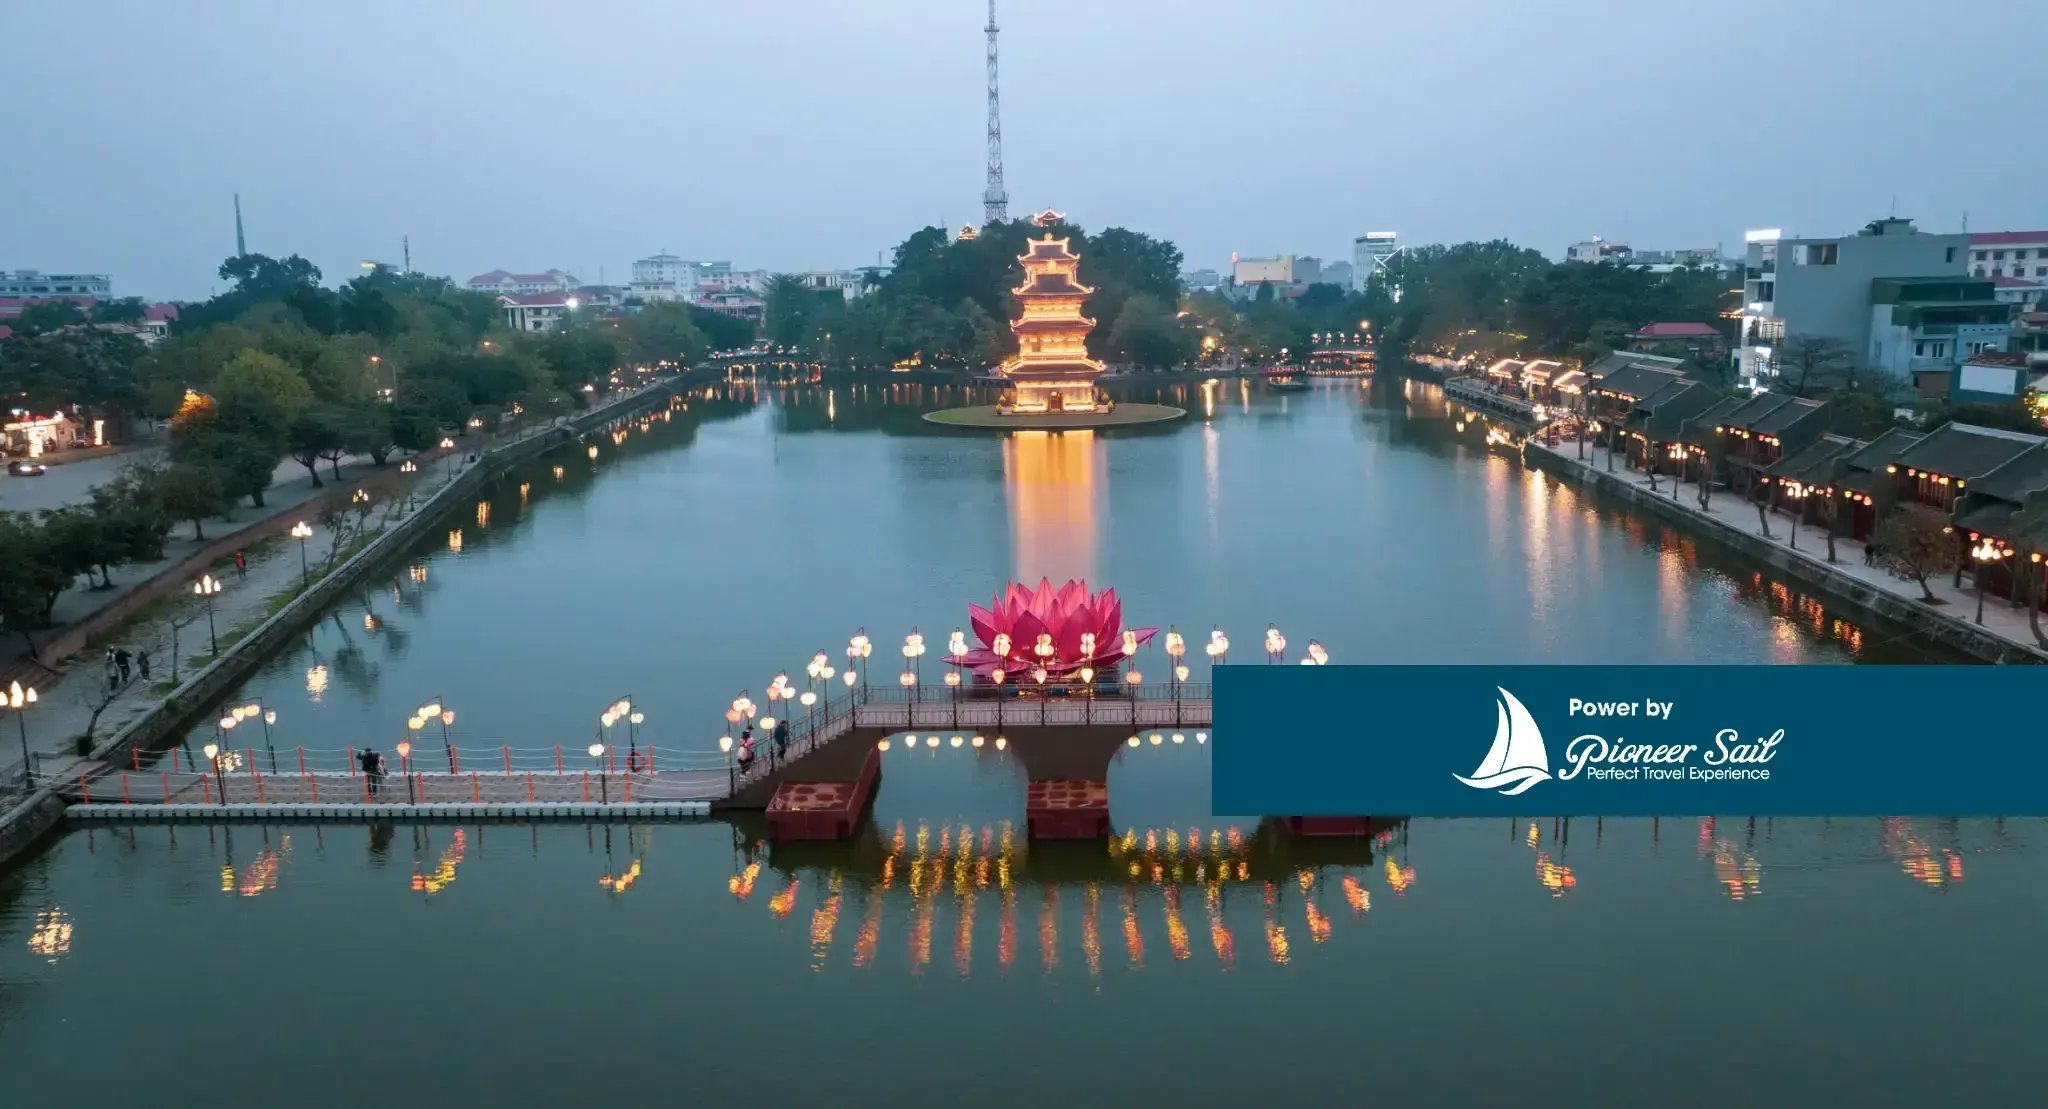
[5,0,2046,299]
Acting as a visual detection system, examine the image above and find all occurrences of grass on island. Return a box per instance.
[922,403,1188,429]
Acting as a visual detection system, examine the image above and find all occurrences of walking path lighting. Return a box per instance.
[1206,627,1229,666]
[6,681,37,783]
[1264,624,1286,663]
[848,630,872,697]
[395,740,416,801]
[589,742,609,803]
[202,742,225,803]
[193,574,223,654]
[903,629,926,699]
[289,522,315,588]
[1305,639,1328,665]
[1973,538,2011,626]
[1164,627,1185,700]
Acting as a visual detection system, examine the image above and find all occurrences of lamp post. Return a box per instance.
[1078,666,1095,724]
[202,742,225,804]
[1164,627,1185,704]
[720,735,735,794]
[1032,666,1048,725]
[440,437,457,478]
[589,743,608,803]
[415,699,454,770]
[5,681,37,784]
[396,740,416,802]
[1306,639,1328,666]
[848,630,872,700]
[800,690,818,737]
[1206,627,1229,667]
[1264,624,1286,664]
[903,629,925,702]
[230,699,279,773]
[1973,538,2009,625]
[400,459,418,510]
[289,521,314,589]
[193,574,222,654]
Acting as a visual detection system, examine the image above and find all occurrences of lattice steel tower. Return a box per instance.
[982,0,1008,225]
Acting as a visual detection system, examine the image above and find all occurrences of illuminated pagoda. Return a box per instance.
[999,208,1107,414]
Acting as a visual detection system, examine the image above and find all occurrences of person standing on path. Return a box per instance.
[136,650,151,681]
[105,650,119,692]
[234,550,247,580]
[115,648,131,684]
[359,747,382,796]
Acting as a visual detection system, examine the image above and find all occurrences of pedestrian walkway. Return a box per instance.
[1538,441,2048,654]
[0,463,455,789]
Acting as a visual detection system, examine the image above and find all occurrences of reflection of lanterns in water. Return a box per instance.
[768,878,800,917]
[728,861,761,899]
[27,907,73,962]
[1535,853,1576,897]
[1384,857,1416,895]
[306,664,329,700]
[447,529,463,552]
[410,830,467,895]
[1342,875,1370,913]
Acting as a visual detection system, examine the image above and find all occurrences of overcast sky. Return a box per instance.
[6,0,2044,300]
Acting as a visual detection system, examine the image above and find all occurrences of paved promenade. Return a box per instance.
[1538,440,2047,655]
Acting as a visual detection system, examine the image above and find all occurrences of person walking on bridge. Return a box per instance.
[360,746,384,797]
[773,718,790,765]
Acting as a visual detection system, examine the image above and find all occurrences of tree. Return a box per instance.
[340,401,398,465]
[0,512,71,639]
[287,407,345,487]
[213,348,313,416]
[1778,336,1857,397]
[94,298,149,326]
[619,302,709,367]
[1,300,87,337]
[1874,504,1958,602]
[151,463,230,540]
[0,327,148,437]
[39,507,118,590]
[1108,295,1196,368]
[2006,501,2048,648]
[389,405,440,453]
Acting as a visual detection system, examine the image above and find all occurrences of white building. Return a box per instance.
[499,292,580,333]
[0,270,111,298]
[1352,232,1399,293]
[466,269,578,296]
[1233,255,1295,286]
[1969,231,2048,281]
[793,270,869,301]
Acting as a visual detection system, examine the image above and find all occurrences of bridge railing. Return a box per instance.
[92,680,1217,800]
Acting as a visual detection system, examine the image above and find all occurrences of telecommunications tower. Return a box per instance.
[982,0,1008,224]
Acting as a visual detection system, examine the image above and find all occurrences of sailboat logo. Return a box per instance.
[1454,688,1552,796]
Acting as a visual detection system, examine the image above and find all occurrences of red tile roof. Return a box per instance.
[1993,275,2043,288]
[1630,321,1722,338]
[145,303,179,322]
[0,325,12,341]
[1965,351,2031,367]
[1971,231,2048,246]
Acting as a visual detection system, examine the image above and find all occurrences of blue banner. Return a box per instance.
[1212,665,2044,816]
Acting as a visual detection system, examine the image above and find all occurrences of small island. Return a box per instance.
[925,209,1186,430]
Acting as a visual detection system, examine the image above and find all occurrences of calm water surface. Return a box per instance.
[6,379,2029,1108]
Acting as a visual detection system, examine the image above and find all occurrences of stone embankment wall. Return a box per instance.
[0,383,680,870]
[31,450,462,665]
[1528,446,2047,665]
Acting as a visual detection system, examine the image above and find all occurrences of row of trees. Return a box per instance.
[760,218,1187,369]
[0,252,749,641]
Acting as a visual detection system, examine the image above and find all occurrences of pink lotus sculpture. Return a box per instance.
[949,578,1157,681]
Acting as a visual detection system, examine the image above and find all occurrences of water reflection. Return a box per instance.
[1003,430,1099,584]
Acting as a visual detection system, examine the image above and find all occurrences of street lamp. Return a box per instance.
[396,740,416,802]
[1206,627,1229,666]
[417,699,454,770]
[1164,626,1185,701]
[719,734,735,792]
[903,629,926,700]
[202,742,225,804]
[192,574,223,654]
[1264,624,1286,664]
[289,522,314,588]
[588,742,608,803]
[234,699,279,773]
[5,681,37,784]
[1306,639,1328,665]
[1973,538,2010,625]
[848,630,872,698]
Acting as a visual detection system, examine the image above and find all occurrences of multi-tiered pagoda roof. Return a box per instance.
[1000,233,1106,413]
